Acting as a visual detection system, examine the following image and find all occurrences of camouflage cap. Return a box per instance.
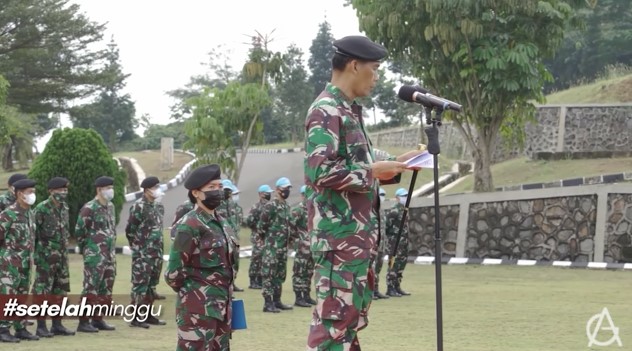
[333,35,387,62]
[140,176,160,189]
[8,173,27,186]
[47,177,69,189]
[13,179,36,190]
[185,164,221,190]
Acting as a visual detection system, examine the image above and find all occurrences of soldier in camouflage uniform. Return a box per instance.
[371,188,389,300]
[217,179,243,292]
[245,184,273,289]
[0,178,39,342]
[125,176,167,328]
[165,164,236,351]
[231,185,244,225]
[290,185,316,308]
[304,36,423,350]
[386,188,411,297]
[31,177,76,337]
[74,176,118,333]
[258,177,294,313]
[171,200,195,241]
[0,173,27,212]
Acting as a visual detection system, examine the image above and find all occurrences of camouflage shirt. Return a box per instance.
[289,200,308,253]
[0,190,16,212]
[0,203,35,274]
[245,199,268,239]
[217,199,241,243]
[125,196,165,258]
[165,207,236,320]
[172,200,195,227]
[385,203,409,239]
[33,197,70,262]
[304,83,399,258]
[257,198,291,252]
[74,198,116,260]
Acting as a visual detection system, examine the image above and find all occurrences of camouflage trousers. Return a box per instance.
[386,234,408,289]
[176,311,231,351]
[261,247,287,299]
[31,251,71,295]
[371,250,385,289]
[0,265,31,330]
[307,250,373,351]
[82,255,116,306]
[131,254,162,304]
[248,234,263,281]
[292,243,314,293]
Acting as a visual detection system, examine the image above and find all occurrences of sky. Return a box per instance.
[36,0,372,150]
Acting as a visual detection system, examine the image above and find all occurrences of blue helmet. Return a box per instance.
[395,188,408,197]
[231,184,239,194]
[300,185,307,194]
[258,184,273,193]
[275,177,291,188]
[221,179,234,189]
[379,187,386,196]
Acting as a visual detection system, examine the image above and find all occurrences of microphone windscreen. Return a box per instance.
[397,85,419,102]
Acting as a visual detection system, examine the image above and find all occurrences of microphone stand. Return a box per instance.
[424,105,444,351]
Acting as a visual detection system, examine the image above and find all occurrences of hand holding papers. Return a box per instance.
[404,151,434,170]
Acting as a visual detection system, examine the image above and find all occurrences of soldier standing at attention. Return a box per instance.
[386,188,412,297]
[74,176,117,333]
[125,176,167,328]
[165,164,236,351]
[304,35,423,350]
[290,185,316,308]
[245,184,273,289]
[217,179,243,292]
[258,177,294,313]
[171,200,195,241]
[372,188,389,300]
[0,173,27,212]
[0,178,39,342]
[31,177,76,337]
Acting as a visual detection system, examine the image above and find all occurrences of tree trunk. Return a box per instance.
[472,135,494,192]
[234,112,260,184]
[2,139,14,171]
[291,130,297,147]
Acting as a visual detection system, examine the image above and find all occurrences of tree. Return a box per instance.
[28,128,127,235]
[275,44,313,145]
[351,0,587,192]
[69,39,138,151]
[0,0,107,114]
[308,21,336,98]
[141,121,187,150]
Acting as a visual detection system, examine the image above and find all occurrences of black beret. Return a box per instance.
[184,164,221,190]
[95,176,114,187]
[12,179,36,190]
[8,173,27,186]
[47,177,69,189]
[140,176,160,189]
[333,35,387,62]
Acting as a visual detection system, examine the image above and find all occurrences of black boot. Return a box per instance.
[294,291,311,308]
[0,327,19,343]
[155,293,166,300]
[14,328,39,341]
[35,320,54,338]
[248,276,258,289]
[273,294,293,310]
[396,279,411,296]
[386,285,402,297]
[263,296,280,313]
[76,319,98,333]
[130,315,150,329]
[233,283,244,292]
[145,308,166,326]
[91,318,116,331]
[50,318,75,336]
[304,291,317,305]
[373,283,390,300]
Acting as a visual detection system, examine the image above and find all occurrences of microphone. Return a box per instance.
[398,85,462,112]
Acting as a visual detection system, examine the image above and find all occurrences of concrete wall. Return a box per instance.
[405,183,632,263]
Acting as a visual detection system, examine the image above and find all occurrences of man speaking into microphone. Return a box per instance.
[304,35,423,351]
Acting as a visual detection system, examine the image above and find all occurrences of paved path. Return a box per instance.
[116,152,305,233]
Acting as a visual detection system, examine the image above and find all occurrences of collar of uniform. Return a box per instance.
[325,83,358,108]
[196,206,219,222]
[5,191,15,202]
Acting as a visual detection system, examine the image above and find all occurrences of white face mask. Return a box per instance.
[152,188,164,199]
[379,195,385,203]
[233,195,239,203]
[398,196,407,205]
[24,193,36,206]
[102,188,114,201]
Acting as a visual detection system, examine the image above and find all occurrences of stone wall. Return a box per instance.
[405,183,632,263]
[370,104,632,162]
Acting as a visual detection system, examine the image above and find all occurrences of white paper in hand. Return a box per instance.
[404,151,435,169]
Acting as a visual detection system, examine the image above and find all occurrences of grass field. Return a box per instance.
[444,156,632,194]
[545,72,632,104]
[112,150,194,183]
[11,245,632,351]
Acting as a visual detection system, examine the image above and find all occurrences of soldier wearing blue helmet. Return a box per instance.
[245,184,274,289]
